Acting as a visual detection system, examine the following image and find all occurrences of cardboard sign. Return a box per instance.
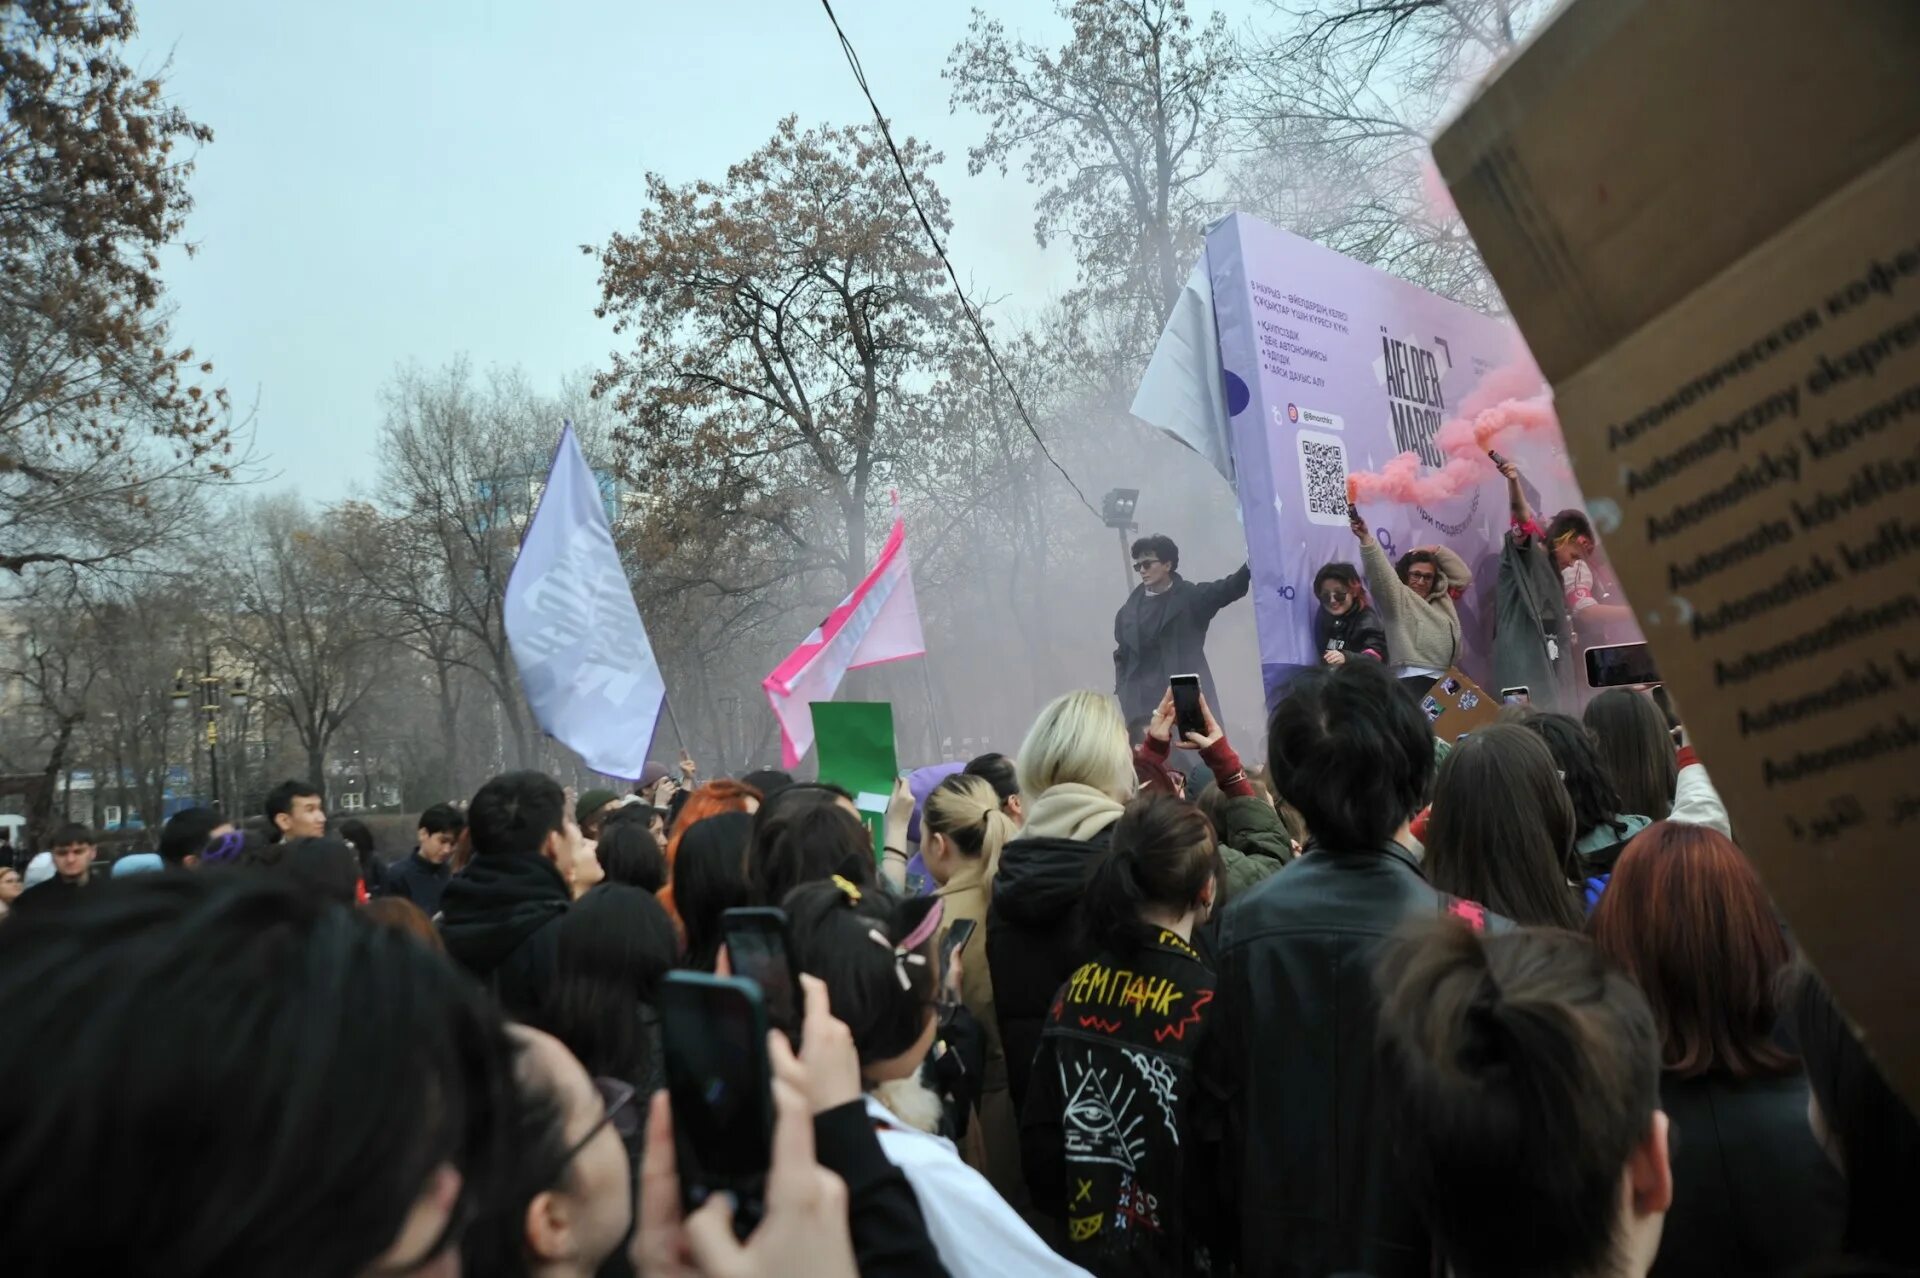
[1420,668,1503,745]
[1435,0,1920,1107]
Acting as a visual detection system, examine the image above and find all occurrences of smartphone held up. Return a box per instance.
[658,972,776,1237]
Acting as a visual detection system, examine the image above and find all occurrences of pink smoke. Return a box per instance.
[1348,344,1559,508]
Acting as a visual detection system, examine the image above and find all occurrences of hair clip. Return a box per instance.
[868,900,945,991]
[831,874,863,904]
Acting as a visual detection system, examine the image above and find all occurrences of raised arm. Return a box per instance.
[1192,562,1253,621]
[1428,544,1473,594]
[1499,459,1536,532]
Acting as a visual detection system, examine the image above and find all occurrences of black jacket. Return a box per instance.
[1196,842,1508,1278]
[382,849,452,917]
[1113,566,1251,728]
[987,828,1113,1117]
[438,854,569,1021]
[1313,603,1388,665]
[813,1099,952,1278]
[1652,1071,1846,1278]
[1024,930,1221,1278]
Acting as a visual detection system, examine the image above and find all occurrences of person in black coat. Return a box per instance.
[380,802,466,917]
[1112,533,1250,729]
[1590,823,1846,1277]
[438,772,576,1022]
[988,690,1135,1118]
[1195,660,1510,1278]
[1311,561,1388,667]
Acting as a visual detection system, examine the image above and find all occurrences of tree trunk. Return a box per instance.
[28,716,80,848]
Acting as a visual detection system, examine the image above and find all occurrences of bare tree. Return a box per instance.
[222,501,384,786]
[947,0,1236,360]
[1229,0,1553,308]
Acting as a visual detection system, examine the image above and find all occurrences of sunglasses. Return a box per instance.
[1133,560,1162,572]
[564,1077,640,1163]
[1318,589,1351,605]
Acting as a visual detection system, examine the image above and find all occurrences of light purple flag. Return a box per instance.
[504,423,666,780]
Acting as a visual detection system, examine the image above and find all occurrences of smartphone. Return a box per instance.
[1170,673,1206,739]
[658,973,774,1235]
[1500,685,1531,705]
[721,907,804,1043]
[1585,641,1660,689]
[938,917,978,1003]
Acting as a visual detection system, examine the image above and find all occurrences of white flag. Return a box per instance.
[504,424,666,779]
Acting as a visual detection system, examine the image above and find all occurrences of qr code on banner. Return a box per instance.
[1295,430,1351,527]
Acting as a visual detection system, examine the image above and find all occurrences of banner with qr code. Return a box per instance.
[1203,213,1596,703]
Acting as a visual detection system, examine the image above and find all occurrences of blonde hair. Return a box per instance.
[1016,690,1134,802]
[922,774,1017,880]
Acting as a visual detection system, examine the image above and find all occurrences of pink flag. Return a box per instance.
[763,507,927,767]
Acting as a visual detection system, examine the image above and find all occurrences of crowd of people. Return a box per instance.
[0,652,1915,1278]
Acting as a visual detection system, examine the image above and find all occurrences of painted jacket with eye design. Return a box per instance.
[1020,930,1220,1278]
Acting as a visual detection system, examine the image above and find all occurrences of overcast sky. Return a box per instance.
[130,0,1159,498]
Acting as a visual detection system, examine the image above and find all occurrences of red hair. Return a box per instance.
[1589,822,1795,1079]
[659,779,760,920]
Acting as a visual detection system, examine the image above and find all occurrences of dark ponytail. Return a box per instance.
[1375,920,1661,1278]
[785,879,940,1067]
[1080,794,1217,955]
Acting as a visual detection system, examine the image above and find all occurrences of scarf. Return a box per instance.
[1020,782,1126,844]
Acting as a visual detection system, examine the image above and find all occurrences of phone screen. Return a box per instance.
[938,917,977,1001]
[722,908,803,1041]
[1170,673,1205,739]
[659,973,773,1221]
[1500,686,1531,705]
[1584,642,1660,688]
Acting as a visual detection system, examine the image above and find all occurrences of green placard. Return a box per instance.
[812,701,898,861]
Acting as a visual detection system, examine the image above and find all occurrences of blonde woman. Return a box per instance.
[987,689,1133,1116]
[924,772,1023,1203]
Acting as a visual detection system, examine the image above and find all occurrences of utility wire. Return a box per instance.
[818,0,1103,521]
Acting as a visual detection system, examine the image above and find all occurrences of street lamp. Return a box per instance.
[172,654,248,810]
[1102,487,1140,591]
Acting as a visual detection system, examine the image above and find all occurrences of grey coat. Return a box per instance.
[1492,529,1579,713]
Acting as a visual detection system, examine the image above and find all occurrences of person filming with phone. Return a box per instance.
[1112,534,1250,734]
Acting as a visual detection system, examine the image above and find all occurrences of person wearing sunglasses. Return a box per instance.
[466,1025,641,1278]
[1349,506,1473,699]
[1112,532,1251,735]
[1311,561,1388,668]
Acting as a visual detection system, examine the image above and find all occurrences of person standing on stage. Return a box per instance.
[1112,533,1250,732]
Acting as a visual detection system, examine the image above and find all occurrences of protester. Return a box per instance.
[0,865,21,919]
[597,815,669,893]
[1023,793,1222,1277]
[740,768,795,801]
[240,834,364,907]
[1137,686,1291,898]
[1544,507,1637,640]
[1515,711,1651,892]
[384,801,467,916]
[1589,822,1846,1275]
[337,816,383,897]
[1791,967,1920,1273]
[1374,920,1672,1278]
[569,835,606,901]
[921,772,1022,1200]
[963,751,1025,826]
[1200,659,1507,1278]
[264,778,326,841]
[671,810,752,972]
[1584,688,1678,822]
[1350,507,1472,697]
[464,1025,637,1278]
[361,894,447,953]
[1423,724,1585,929]
[659,778,761,920]
[439,771,579,1020]
[1312,560,1388,666]
[575,788,622,843]
[11,823,100,914]
[534,882,678,1105]
[785,877,1088,1277]
[989,689,1133,1116]
[1487,458,1578,709]
[746,789,874,909]
[158,805,232,869]
[0,872,515,1277]
[1111,532,1251,730]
